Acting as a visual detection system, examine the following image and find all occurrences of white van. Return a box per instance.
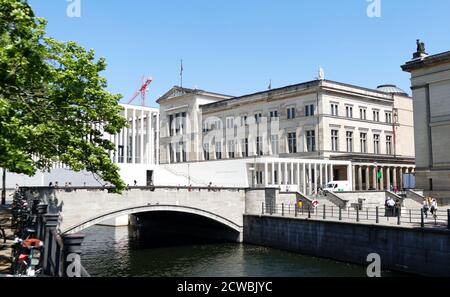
[324,181,351,192]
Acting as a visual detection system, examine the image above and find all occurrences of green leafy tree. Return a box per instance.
[0,0,127,201]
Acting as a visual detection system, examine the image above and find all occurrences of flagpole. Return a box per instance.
[180,59,183,88]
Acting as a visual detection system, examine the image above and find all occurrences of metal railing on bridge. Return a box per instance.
[261,203,450,230]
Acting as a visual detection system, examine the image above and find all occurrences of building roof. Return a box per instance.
[200,79,404,110]
[156,86,233,103]
[376,84,408,96]
[401,50,450,72]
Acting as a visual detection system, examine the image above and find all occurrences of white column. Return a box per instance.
[290,163,294,185]
[325,164,328,185]
[132,109,136,164]
[114,133,119,164]
[319,164,323,189]
[124,108,128,164]
[380,167,384,190]
[302,163,307,194]
[358,166,363,191]
[365,166,370,190]
[330,164,334,182]
[353,165,357,191]
[278,162,281,186]
[372,166,377,190]
[297,163,301,189]
[393,167,398,189]
[264,161,268,187]
[156,113,160,164]
[308,163,312,195]
[271,162,275,185]
[147,112,152,164]
[140,109,144,164]
[399,167,404,191]
[284,162,288,185]
[386,167,391,190]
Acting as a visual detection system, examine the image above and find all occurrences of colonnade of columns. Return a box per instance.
[113,106,160,165]
[352,164,415,191]
[253,159,352,196]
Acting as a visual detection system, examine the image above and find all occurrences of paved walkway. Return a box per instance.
[0,203,13,274]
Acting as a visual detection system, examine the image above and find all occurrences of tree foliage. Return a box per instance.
[0,0,127,191]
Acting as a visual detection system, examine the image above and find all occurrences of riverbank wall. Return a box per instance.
[243,215,450,276]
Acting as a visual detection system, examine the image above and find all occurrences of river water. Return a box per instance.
[81,225,401,277]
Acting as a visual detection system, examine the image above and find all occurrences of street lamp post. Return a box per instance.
[1,168,6,205]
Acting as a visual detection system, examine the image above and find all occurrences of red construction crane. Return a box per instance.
[128,77,153,106]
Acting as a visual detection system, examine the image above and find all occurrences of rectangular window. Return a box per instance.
[346,131,353,152]
[226,117,234,129]
[360,133,367,153]
[373,134,380,154]
[331,130,339,152]
[254,113,262,124]
[241,115,248,127]
[270,135,279,155]
[331,104,339,116]
[256,137,263,156]
[214,119,222,130]
[346,106,353,118]
[287,107,296,120]
[228,140,235,158]
[288,132,297,154]
[305,104,315,117]
[306,130,316,152]
[385,112,392,124]
[360,108,367,120]
[269,110,279,121]
[215,141,222,159]
[373,110,380,122]
[386,136,392,155]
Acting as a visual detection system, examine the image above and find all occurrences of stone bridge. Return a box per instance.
[21,186,284,242]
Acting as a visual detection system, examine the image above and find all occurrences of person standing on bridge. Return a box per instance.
[423,199,430,218]
[430,198,438,218]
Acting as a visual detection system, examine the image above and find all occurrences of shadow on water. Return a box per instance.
[81,224,407,277]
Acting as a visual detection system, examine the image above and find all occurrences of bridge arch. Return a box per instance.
[62,204,243,237]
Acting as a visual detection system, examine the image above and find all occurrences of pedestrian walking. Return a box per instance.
[430,198,438,219]
[422,199,430,218]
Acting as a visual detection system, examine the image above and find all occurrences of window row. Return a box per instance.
[330,130,393,155]
[330,103,393,123]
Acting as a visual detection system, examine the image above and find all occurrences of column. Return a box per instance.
[264,161,268,187]
[393,167,398,189]
[358,166,363,191]
[278,162,281,186]
[352,165,356,191]
[372,166,377,190]
[325,163,329,185]
[386,167,391,190]
[308,163,312,195]
[132,109,136,164]
[284,162,288,185]
[302,163,307,194]
[330,164,334,182]
[365,166,370,190]
[319,164,323,189]
[272,162,276,185]
[290,163,294,185]
[156,113,160,164]
[124,108,128,164]
[399,167,404,191]
[114,134,119,163]
[297,163,301,189]
[380,167,384,190]
[314,163,318,194]
[147,112,152,164]
[140,110,144,164]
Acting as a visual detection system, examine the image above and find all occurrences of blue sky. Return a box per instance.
[28,0,450,107]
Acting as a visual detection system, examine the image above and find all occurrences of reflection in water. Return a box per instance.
[81,225,402,277]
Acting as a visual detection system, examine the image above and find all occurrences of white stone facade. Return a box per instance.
[402,48,450,196]
[158,80,416,191]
